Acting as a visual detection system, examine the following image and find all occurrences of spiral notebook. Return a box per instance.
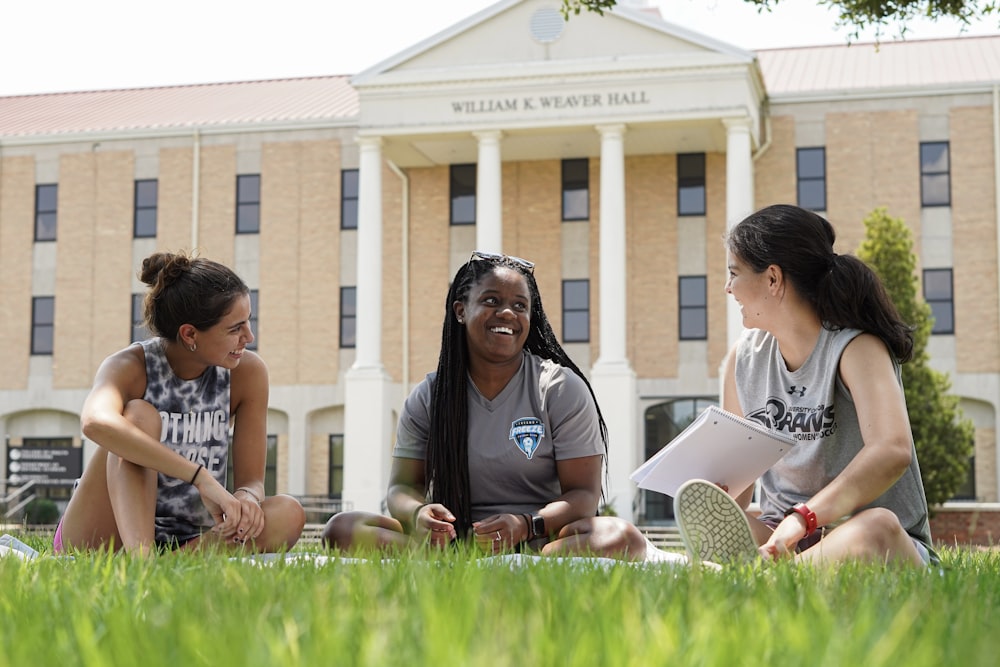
[630,405,797,498]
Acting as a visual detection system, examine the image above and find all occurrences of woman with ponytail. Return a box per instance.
[674,205,937,567]
[55,251,304,555]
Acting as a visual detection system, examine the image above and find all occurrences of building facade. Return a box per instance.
[1,0,997,525]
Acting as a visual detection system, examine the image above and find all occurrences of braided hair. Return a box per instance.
[425,255,609,536]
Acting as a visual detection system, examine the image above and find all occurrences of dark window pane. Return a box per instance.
[923,269,953,299]
[798,180,826,211]
[32,296,55,355]
[562,158,589,221]
[929,301,954,334]
[450,164,476,225]
[563,279,589,309]
[677,153,705,180]
[796,148,825,179]
[237,203,260,233]
[679,307,708,340]
[563,189,589,221]
[134,208,158,238]
[341,169,359,230]
[341,287,356,348]
[679,276,707,307]
[35,212,57,241]
[921,142,949,173]
[921,174,950,207]
[237,174,261,202]
[678,186,705,216]
[563,311,589,343]
[135,179,158,207]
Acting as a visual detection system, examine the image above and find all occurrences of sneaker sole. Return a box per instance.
[674,479,757,565]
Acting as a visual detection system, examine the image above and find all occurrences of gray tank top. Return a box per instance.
[139,339,231,544]
[734,327,934,551]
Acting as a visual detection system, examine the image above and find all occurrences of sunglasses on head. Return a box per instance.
[469,250,535,274]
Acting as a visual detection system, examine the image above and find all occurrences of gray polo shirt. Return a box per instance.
[394,351,604,521]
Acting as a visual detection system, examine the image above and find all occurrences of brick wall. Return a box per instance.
[929,504,1000,547]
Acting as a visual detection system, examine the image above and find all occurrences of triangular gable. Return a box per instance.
[352,0,754,86]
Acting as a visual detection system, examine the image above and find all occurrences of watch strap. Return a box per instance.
[784,503,818,537]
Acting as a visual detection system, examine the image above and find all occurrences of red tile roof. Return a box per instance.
[0,76,358,139]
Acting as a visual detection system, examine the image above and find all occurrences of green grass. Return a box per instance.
[2,532,999,666]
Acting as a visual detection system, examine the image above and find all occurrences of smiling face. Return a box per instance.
[725,249,775,328]
[192,293,254,369]
[453,266,531,367]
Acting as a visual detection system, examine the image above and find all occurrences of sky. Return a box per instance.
[2,0,999,97]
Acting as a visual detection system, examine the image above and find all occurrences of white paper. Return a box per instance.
[630,405,796,498]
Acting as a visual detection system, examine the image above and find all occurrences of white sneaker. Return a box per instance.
[674,479,758,565]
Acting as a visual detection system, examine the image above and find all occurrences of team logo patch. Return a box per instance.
[509,417,545,460]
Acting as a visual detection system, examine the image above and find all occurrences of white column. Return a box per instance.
[724,117,755,350]
[474,130,503,253]
[343,136,394,514]
[591,123,637,521]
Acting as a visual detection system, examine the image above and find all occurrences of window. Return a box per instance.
[450,164,476,225]
[562,158,589,221]
[247,289,259,351]
[923,268,954,334]
[133,179,158,238]
[679,276,707,340]
[677,153,706,216]
[952,455,976,501]
[341,169,359,230]
[131,293,152,342]
[31,296,55,355]
[562,280,590,343]
[328,434,344,498]
[340,286,356,348]
[920,141,950,207]
[236,174,261,233]
[796,147,826,211]
[35,184,58,241]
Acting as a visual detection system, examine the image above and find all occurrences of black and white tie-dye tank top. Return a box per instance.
[138,338,231,544]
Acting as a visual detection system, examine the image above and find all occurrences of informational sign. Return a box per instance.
[6,445,82,487]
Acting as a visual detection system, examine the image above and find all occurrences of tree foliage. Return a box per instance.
[857,208,975,508]
[561,1,998,39]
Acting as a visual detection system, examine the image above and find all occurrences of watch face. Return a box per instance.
[532,514,546,537]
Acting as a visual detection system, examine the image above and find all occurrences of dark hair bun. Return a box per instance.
[140,252,191,287]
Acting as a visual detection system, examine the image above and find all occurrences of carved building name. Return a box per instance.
[450,90,650,114]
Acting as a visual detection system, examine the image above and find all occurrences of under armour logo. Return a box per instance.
[788,386,807,397]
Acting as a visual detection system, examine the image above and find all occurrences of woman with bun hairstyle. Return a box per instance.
[54,251,305,555]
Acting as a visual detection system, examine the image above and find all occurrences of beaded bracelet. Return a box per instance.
[235,486,263,506]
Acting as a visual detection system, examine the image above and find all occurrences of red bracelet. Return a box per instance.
[784,503,818,537]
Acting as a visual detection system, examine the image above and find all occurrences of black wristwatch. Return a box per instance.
[530,513,546,540]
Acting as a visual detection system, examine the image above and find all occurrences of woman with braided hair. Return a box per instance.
[55,251,305,555]
[324,251,648,559]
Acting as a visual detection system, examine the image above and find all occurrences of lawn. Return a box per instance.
[2,532,998,667]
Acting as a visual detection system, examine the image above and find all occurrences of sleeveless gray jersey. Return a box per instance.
[138,338,231,544]
[394,351,604,521]
[734,327,934,552]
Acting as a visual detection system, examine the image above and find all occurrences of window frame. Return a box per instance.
[35,183,58,242]
[133,179,159,238]
[31,296,55,355]
[340,286,356,348]
[561,158,589,221]
[923,268,955,335]
[796,147,827,211]
[920,141,951,208]
[449,164,477,225]
[677,153,706,217]
[561,279,590,343]
[341,169,359,230]
[236,174,261,234]
[678,275,708,341]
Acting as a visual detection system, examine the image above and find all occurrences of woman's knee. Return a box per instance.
[122,399,162,439]
[322,511,369,550]
[263,494,307,548]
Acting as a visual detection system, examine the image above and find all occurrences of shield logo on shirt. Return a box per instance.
[509,417,545,460]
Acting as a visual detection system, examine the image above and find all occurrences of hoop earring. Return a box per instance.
[188,343,197,352]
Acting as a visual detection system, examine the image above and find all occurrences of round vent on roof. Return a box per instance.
[530,7,565,44]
